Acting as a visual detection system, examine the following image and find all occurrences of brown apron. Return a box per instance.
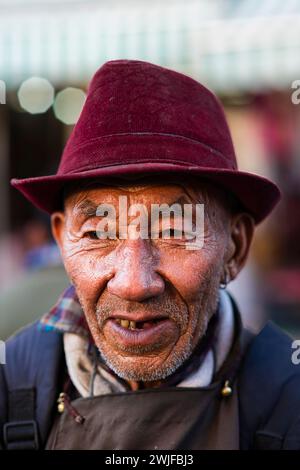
[46,381,239,450]
[45,315,253,450]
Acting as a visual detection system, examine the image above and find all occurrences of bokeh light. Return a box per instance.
[17,77,54,114]
[53,87,86,125]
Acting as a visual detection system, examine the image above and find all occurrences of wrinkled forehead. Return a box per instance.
[63,175,225,209]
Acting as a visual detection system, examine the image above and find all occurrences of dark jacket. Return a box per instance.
[1,318,300,449]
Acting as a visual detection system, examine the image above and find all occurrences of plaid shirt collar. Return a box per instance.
[38,284,95,344]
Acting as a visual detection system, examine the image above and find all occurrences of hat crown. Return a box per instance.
[59,60,237,175]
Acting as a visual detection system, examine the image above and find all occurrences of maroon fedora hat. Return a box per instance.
[11,59,280,223]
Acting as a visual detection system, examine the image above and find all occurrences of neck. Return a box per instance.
[127,379,162,390]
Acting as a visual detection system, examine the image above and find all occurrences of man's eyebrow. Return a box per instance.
[72,193,195,219]
[73,200,98,219]
[168,194,194,207]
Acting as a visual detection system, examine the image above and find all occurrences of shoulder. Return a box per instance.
[5,320,63,381]
[239,321,300,449]
[242,321,296,374]
[3,319,64,388]
[6,319,63,363]
[1,320,65,447]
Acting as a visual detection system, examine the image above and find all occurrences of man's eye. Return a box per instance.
[83,230,116,241]
[160,228,184,239]
[84,231,99,240]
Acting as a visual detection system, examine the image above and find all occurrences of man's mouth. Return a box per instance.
[103,315,177,350]
[113,318,164,330]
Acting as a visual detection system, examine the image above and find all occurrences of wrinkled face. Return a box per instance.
[53,179,236,383]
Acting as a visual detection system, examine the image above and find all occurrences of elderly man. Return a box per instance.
[1,60,300,450]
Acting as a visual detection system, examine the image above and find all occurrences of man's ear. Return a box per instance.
[51,211,66,251]
[225,212,255,282]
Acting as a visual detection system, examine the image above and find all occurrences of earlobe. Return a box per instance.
[51,212,65,250]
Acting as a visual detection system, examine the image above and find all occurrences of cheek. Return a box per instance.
[158,246,224,301]
[62,248,114,303]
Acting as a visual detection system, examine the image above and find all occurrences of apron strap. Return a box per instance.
[3,388,40,450]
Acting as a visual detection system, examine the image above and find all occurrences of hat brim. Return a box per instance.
[11,162,281,224]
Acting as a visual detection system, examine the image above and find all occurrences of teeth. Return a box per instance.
[118,319,137,329]
[115,318,164,329]
[120,319,129,328]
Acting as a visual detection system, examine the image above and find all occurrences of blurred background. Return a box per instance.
[1,0,300,339]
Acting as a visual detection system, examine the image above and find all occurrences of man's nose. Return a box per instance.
[107,240,165,301]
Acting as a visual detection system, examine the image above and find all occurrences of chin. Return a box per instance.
[99,344,194,383]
